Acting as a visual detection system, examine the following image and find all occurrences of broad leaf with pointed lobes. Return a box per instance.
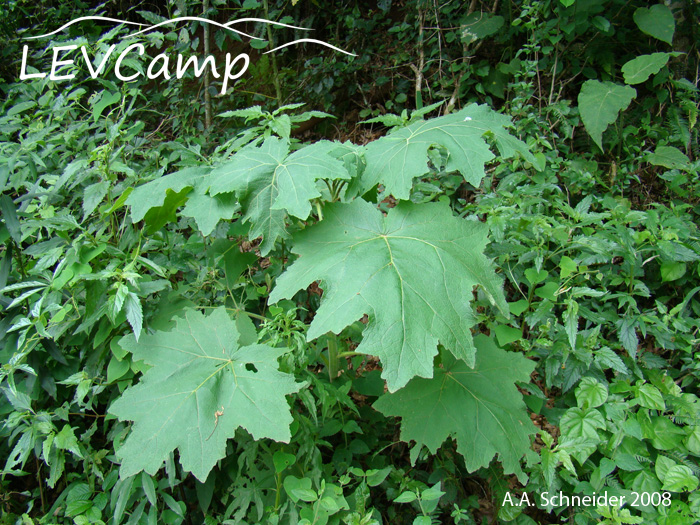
[269,199,508,392]
[374,335,537,482]
[125,166,239,236]
[126,166,209,223]
[208,137,351,254]
[109,308,302,482]
[359,104,536,200]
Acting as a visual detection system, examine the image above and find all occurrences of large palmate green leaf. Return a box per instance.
[359,104,535,199]
[373,336,536,481]
[126,167,210,223]
[125,166,238,235]
[269,199,507,392]
[141,188,191,235]
[109,308,301,482]
[208,137,350,254]
[180,189,239,236]
[578,80,636,150]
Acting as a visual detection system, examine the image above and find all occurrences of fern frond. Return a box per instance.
[634,455,653,465]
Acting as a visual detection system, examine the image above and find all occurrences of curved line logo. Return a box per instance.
[20,16,356,95]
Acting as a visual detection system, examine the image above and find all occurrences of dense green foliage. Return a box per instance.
[1,0,700,524]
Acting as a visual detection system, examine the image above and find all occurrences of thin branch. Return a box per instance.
[548,51,558,106]
[415,6,426,109]
[203,0,212,131]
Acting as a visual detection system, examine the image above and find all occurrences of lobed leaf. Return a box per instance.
[109,308,302,482]
[360,104,536,199]
[373,336,536,481]
[209,137,350,254]
[270,199,507,392]
[126,167,210,223]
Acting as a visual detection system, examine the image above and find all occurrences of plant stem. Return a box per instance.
[274,471,282,511]
[36,457,46,515]
[337,351,363,358]
[327,333,339,382]
[331,180,347,202]
[203,0,212,131]
[263,0,282,106]
[232,310,271,322]
[414,6,425,110]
